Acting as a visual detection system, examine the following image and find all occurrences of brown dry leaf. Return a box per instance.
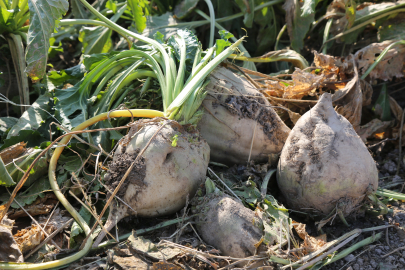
[0,215,23,262]
[292,221,327,255]
[355,41,405,81]
[153,262,183,270]
[288,110,301,125]
[113,256,150,270]
[389,96,403,121]
[283,69,325,99]
[14,225,45,254]
[332,57,362,131]
[357,119,393,142]
[0,142,27,165]
[8,193,57,220]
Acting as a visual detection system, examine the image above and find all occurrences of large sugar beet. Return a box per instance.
[197,67,291,165]
[93,119,210,247]
[277,93,378,217]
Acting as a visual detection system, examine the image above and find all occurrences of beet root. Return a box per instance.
[194,194,265,258]
[277,93,378,218]
[93,119,209,247]
[197,67,291,165]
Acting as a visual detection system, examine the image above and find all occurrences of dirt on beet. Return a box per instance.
[103,149,147,199]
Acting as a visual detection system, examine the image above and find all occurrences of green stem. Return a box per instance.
[322,18,333,54]
[322,233,382,266]
[0,0,8,9]
[7,34,29,114]
[76,0,174,111]
[376,187,405,200]
[195,9,256,71]
[15,0,29,23]
[275,24,286,51]
[325,9,405,46]
[204,0,215,48]
[361,40,405,80]
[11,0,18,9]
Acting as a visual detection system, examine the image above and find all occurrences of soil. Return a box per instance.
[103,149,146,199]
[221,93,284,140]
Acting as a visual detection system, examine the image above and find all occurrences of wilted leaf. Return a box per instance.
[0,216,23,262]
[8,193,56,219]
[173,0,199,19]
[0,142,27,165]
[389,96,403,121]
[25,0,69,82]
[357,119,393,142]
[332,57,362,131]
[283,0,315,51]
[128,234,182,260]
[113,255,150,270]
[293,221,327,254]
[355,41,405,81]
[283,69,325,99]
[14,225,45,254]
[345,0,356,29]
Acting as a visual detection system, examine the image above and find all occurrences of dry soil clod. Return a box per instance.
[92,119,210,247]
[277,93,378,218]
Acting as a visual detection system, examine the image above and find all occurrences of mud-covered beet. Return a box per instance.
[194,194,265,259]
[93,118,210,247]
[197,67,291,165]
[277,93,378,218]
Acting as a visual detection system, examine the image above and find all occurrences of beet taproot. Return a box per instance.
[277,93,378,218]
[92,119,209,247]
[194,193,265,258]
[197,67,291,165]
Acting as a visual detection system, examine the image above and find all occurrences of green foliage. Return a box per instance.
[0,157,15,187]
[373,84,391,121]
[69,205,92,247]
[234,0,255,28]
[171,134,179,147]
[173,0,199,19]
[215,30,233,56]
[127,0,148,33]
[25,0,69,81]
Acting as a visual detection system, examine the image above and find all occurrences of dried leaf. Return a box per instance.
[0,142,27,165]
[283,69,325,99]
[0,215,23,262]
[128,234,182,260]
[355,41,405,81]
[332,57,362,131]
[389,96,403,121]
[292,221,327,254]
[153,262,183,270]
[357,119,393,143]
[113,256,150,270]
[14,225,45,254]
